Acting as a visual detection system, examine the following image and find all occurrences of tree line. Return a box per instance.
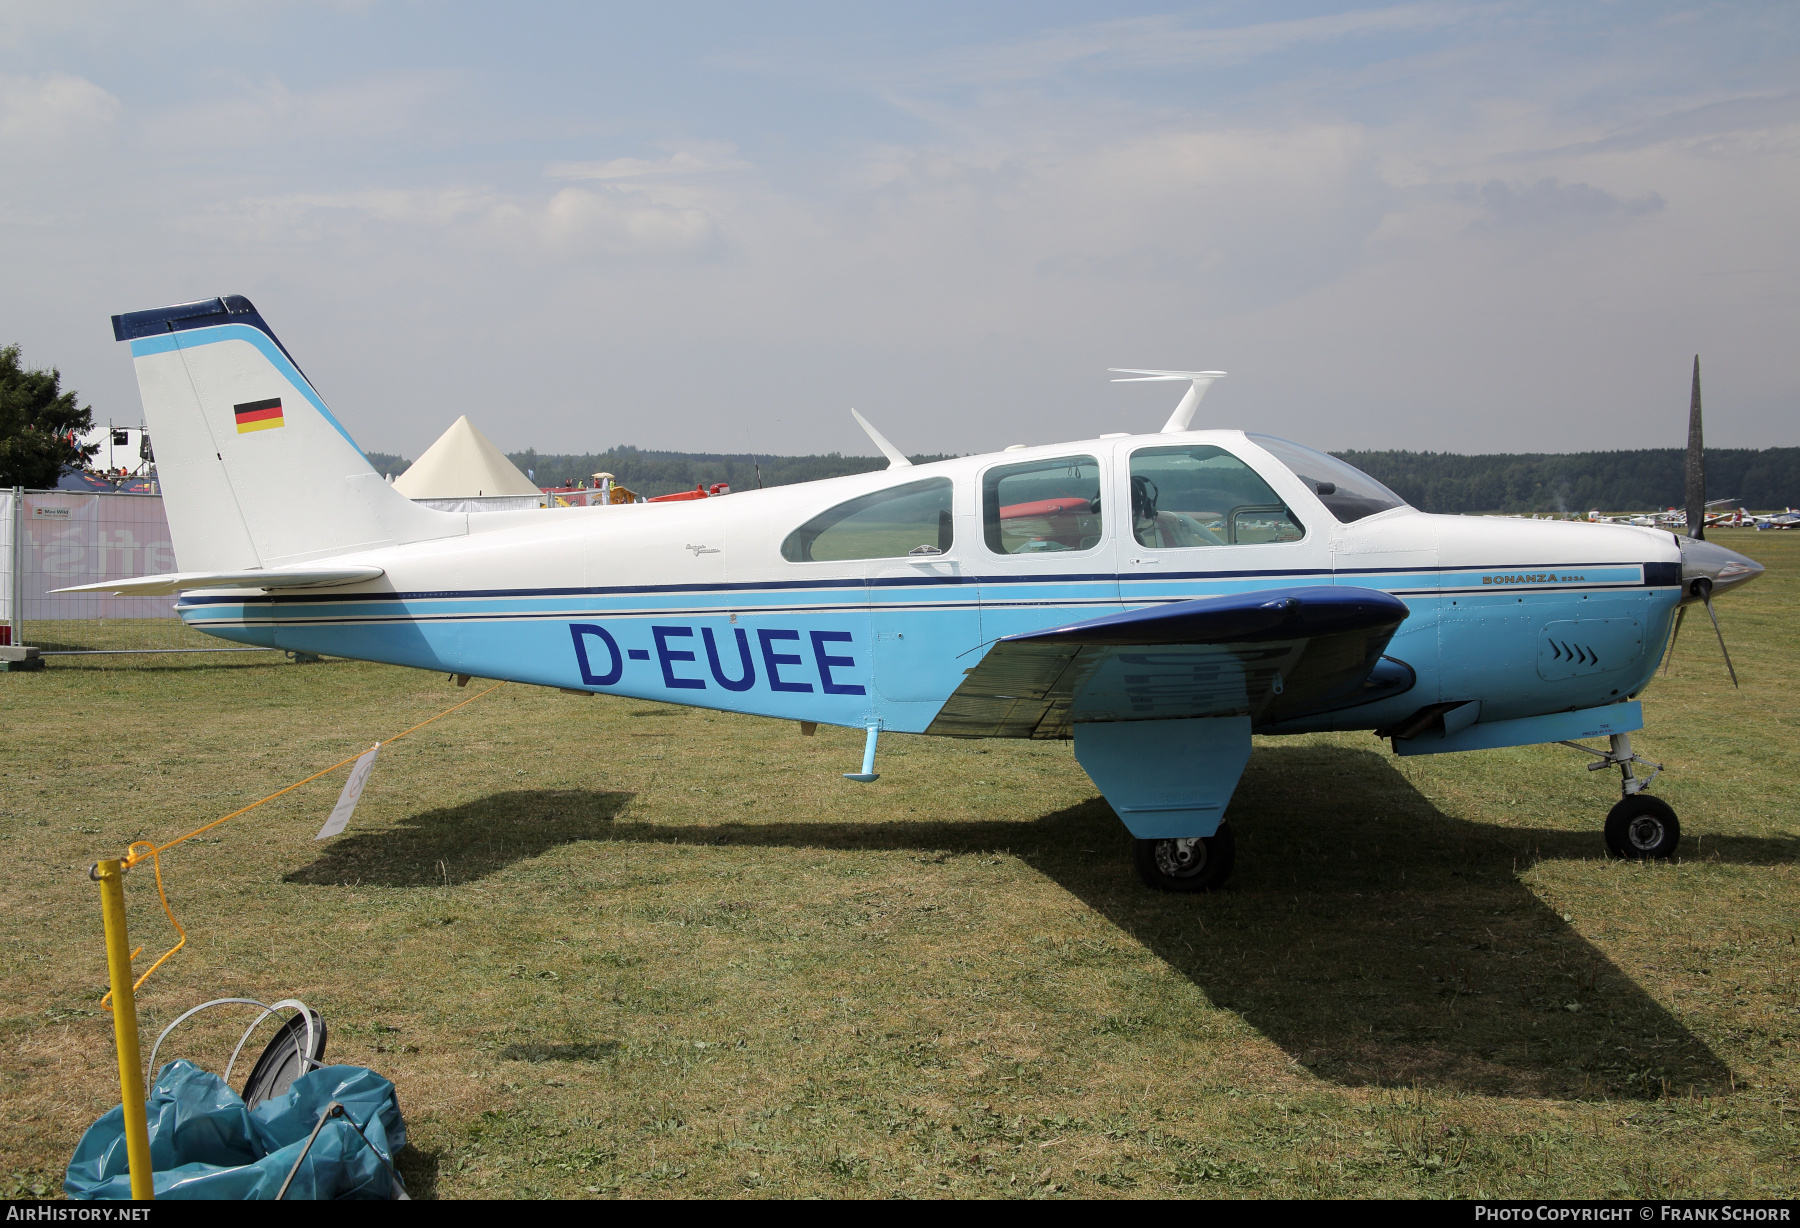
[360,443,1798,512]
[509,446,960,497]
[7,330,1794,513]
[366,446,959,500]
[1338,448,1800,513]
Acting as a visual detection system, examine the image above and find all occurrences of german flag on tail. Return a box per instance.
[234,396,284,433]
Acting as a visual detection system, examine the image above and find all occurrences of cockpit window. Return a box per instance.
[983,455,1103,555]
[1247,434,1408,524]
[1128,445,1303,546]
[781,477,954,562]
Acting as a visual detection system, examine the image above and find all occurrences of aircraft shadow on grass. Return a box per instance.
[284,745,1797,1101]
[283,789,638,888]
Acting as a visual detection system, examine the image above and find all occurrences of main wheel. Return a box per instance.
[1133,824,1236,893]
[1604,794,1681,860]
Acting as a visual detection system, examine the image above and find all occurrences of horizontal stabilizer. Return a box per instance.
[53,566,385,597]
[927,586,1410,738]
[1108,368,1227,433]
[1107,368,1228,383]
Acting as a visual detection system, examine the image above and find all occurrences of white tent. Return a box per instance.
[392,416,540,498]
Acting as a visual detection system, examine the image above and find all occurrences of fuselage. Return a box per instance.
[176,429,1705,739]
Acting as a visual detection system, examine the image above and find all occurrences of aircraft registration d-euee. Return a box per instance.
[67,297,1766,892]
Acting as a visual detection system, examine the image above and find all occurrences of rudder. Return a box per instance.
[113,296,463,571]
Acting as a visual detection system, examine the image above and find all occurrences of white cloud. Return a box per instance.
[926,3,1485,82]
[1464,177,1665,230]
[547,144,751,183]
[0,71,119,151]
[181,170,730,263]
[540,185,721,257]
[0,5,1795,457]
[186,187,500,245]
[147,69,463,154]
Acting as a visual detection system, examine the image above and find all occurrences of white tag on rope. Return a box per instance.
[315,743,380,840]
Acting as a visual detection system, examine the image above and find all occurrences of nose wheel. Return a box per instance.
[1604,794,1681,860]
[1560,732,1681,860]
[1132,824,1236,892]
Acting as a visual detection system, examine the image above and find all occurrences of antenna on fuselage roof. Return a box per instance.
[850,408,913,470]
[1108,369,1227,434]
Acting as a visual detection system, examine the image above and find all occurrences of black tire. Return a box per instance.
[1604,794,1681,860]
[1133,824,1236,893]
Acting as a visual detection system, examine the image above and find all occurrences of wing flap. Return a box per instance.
[927,586,1409,738]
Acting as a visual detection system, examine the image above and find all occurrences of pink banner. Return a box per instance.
[19,491,181,620]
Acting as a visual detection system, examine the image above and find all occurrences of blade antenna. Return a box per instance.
[850,409,913,470]
[1685,355,1705,541]
[1701,596,1739,688]
[1108,369,1227,434]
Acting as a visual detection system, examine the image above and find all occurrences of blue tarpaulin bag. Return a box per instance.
[66,1061,407,1200]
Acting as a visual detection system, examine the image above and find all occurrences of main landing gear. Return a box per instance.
[1560,733,1680,860]
[1133,824,1236,892]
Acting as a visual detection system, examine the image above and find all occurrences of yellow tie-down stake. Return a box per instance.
[92,858,155,1200]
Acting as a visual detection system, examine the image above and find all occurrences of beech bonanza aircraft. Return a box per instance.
[68,297,1767,891]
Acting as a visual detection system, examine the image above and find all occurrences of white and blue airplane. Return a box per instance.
[68,297,1767,891]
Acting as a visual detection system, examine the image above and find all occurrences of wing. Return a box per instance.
[926,586,1411,738]
[52,566,385,597]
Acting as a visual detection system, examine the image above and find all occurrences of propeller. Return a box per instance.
[1701,588,1739,688]
[1665,354,1746,688]
[1685,356,1705,542]
[1662,585,1740,688]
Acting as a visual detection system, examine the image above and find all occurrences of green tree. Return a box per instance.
[0,344,97,489]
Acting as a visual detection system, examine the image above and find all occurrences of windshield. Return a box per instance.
[1246,435,1407,524]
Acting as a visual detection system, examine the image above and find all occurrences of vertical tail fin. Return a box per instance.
[113,297,463,571]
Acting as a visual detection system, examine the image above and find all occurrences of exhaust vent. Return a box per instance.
[1536,618,1643,680]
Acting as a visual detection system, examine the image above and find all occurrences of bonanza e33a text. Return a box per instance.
[66,297,1765,891]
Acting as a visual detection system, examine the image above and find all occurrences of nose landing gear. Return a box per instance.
[1559,732,1680,860]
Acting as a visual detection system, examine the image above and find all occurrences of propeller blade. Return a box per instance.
[1686,355,1706,541]
[1701,596,1739,688]
[1662,605,1686,674]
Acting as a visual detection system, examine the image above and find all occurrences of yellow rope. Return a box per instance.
[100,843,185,1011]
[101,680,507,1008]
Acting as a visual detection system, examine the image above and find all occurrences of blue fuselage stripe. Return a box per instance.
[178,560,1662,613]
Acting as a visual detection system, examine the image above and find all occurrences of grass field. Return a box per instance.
[2,528,1796,1200]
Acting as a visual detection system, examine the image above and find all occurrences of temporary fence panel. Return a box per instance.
[8,488,271,655]
[2,489,17,647]
[412,494,546,513]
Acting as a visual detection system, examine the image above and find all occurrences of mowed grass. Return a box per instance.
[2,529,1796,1200]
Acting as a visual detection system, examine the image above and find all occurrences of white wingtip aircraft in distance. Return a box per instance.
[65,296,1765,891]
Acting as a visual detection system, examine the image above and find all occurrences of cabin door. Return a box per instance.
[973,451,1122,643]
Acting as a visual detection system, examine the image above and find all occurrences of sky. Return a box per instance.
[1,1,1796,460]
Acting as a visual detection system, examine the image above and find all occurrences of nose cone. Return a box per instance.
[1679,536,1765,601]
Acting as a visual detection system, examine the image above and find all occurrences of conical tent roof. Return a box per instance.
[392,416,539,498]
